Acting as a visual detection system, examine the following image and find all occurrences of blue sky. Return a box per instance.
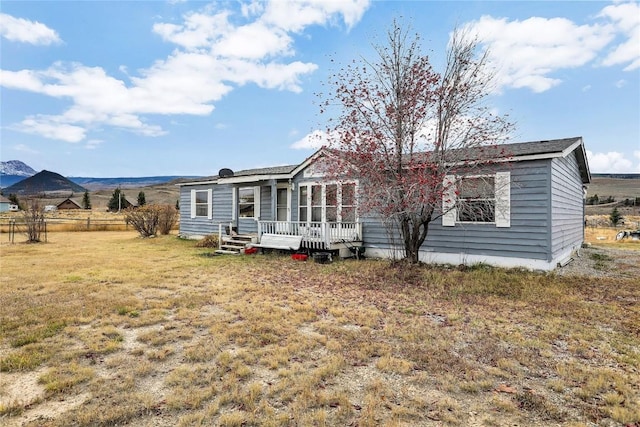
[1,0,639,177]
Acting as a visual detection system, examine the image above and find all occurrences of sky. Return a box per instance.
[1,0,639,177]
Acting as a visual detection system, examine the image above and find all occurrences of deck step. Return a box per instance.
[215,249,241,255]
[224,239,253,245]
[220,245,245,252]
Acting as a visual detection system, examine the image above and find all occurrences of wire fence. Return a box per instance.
[2,217,133,242]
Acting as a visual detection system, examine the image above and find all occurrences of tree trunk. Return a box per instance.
[400,214,431,264]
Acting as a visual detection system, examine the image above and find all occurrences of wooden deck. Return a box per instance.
[257,221,362,251]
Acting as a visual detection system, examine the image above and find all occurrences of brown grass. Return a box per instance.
[0,231,638,426]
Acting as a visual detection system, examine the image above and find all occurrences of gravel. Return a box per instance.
[555,245,640,280]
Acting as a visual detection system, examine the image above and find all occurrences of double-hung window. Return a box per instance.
[190,189,212,219]
[238,187,256,218]
[442,172,510,227]
[457,177,496,223]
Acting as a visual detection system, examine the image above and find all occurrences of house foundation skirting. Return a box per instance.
[364,246,581,271]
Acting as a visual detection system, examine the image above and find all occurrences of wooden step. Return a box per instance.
[215,249,241,255]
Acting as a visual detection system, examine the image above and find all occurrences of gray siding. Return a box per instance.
[179,184,233,236]
[361,160,553,261]
[550,153,584,258]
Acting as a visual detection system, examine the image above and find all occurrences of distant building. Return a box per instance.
[0,195,19,212]
[56,198,82,210]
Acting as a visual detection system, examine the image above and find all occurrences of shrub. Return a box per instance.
[610,207,623,227]
[195,234,219,248]
[124,206,160,237]
[125,205,178,237]
[157,205,178,235]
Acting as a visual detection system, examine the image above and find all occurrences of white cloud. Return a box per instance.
[14,116,86,143]
[1,1,370,143]
[582,85,592,92]
[85,139,102,150]
[13,144,39,154]
[599,2,640,71]
[0,13,61,45]
[290,129,331,149]
[587,150,640,173]
[615,79,627,88]
[464,15,614,93]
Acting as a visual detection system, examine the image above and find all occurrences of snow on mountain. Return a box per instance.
[0,160,36,177]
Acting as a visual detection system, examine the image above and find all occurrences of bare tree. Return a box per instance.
[22,199,46,243]
[322,22,513,263]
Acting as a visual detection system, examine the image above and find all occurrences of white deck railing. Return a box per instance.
[257,221,362,250]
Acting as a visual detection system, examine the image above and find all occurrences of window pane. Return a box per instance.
[311,185,322,206]
[312,207,322,222]
[460,177,495,198]
[299,207,308,222]
[326,184,337,206]
[342,207,356,222]
[239,187,254,203]
[299,186,308,207]
[326,207,337,222]
[277,188,288,208]
[196,205,208,217]
[195,191,208,204]
[342,183,355,205]
[458,200,495,222]
[277,207,287,221]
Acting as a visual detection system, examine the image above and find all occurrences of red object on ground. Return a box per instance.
[244,247,258,255]
[291,253,308,261]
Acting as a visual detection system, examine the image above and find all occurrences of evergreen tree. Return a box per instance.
[8,193,20,207]
[82,190,92,209]
[175,199,180,210]
[610,207,622,226]
[137,191,146,206]
[108,188,126,212]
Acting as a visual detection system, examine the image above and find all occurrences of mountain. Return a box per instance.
[3,170,87,195]
[0,160,36,176]
[0,160,37,188]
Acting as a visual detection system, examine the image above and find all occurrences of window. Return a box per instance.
[442,172,510,227]
[298,182,357,223]
[457,177,495,222]
[238,187,256,218]
[190,189,212,219]
[341,183,356,222]
[299,186,308,222]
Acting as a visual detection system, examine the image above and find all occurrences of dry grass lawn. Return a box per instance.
[1,231,639,426]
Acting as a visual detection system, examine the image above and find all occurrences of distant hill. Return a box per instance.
[3,170,87,195]
[70,176,200,190]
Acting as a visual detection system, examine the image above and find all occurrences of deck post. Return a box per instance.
[218,223,223,250]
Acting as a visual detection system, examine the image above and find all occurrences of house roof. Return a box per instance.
[177,136,590,186]
[0,195,13,204]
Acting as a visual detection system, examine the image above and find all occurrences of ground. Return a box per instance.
[0,231,638,426]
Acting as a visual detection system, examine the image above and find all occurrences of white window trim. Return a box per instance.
[190,189,212,219]
[442,172,510,228]
[298,181,359,223]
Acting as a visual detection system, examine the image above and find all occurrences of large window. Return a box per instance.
[457,177,495,223]
[190,189,212,219]
[238,187,256,218]
[298,182,357,223]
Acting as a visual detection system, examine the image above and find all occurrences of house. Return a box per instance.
[0,196,19,212]
[177,137,590,270]
[56,198,82,210]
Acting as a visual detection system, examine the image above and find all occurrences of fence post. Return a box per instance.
[87,216,91,231]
